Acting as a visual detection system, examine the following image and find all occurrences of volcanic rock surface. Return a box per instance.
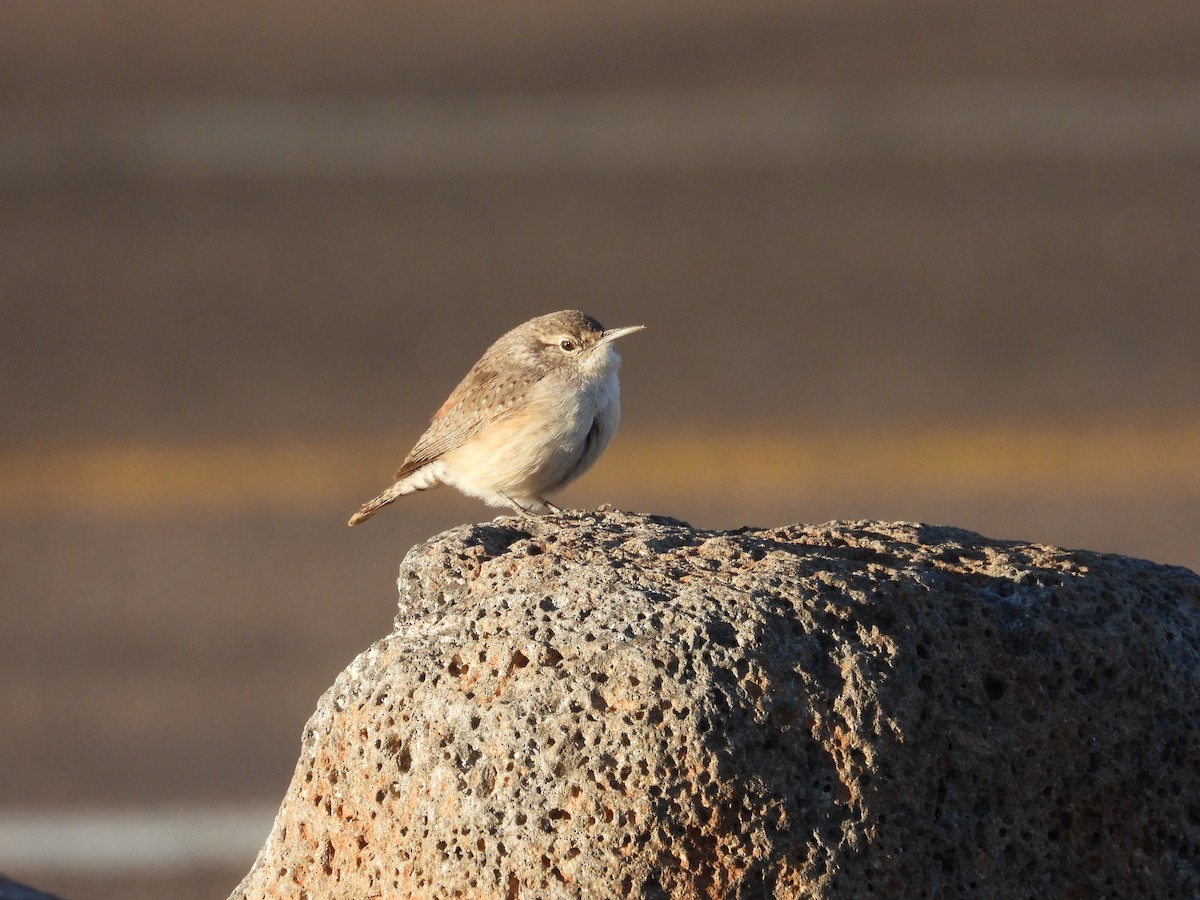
[231,512,1200,899]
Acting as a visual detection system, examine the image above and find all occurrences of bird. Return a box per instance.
[348,310,644,525]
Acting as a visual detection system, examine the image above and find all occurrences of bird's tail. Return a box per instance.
[347,481,409,526]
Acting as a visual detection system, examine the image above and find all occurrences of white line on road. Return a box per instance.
[0,805,276,874]
[2,82,1199,182]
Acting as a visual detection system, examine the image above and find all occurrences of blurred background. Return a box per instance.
[1,2,1197,897]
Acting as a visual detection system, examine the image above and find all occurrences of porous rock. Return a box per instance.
[231,512,1200,899]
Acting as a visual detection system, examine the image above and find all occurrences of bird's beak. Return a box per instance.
[599,324,646,344]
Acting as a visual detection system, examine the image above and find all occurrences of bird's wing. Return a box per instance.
[394,359,541,480]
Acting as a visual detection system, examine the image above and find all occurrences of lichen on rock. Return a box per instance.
[231,512,1200,899]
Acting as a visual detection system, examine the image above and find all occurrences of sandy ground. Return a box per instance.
[1,3,1198,898]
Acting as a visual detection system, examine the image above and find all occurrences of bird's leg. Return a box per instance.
[501,494,563,516]
[501,494,535,516]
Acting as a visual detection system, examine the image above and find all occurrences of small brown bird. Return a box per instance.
[348,310,644,525]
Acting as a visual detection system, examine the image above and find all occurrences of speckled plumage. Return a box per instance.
[348,310,644,524]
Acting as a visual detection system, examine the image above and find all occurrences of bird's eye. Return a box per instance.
[559,339,577,352]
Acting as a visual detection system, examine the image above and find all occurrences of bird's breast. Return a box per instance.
[438,367,621,500]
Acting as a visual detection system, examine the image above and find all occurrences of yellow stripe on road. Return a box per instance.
[620,425,1200,499]
[0,425,1197,516]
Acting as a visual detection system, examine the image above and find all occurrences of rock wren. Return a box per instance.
[348,310,644,525]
